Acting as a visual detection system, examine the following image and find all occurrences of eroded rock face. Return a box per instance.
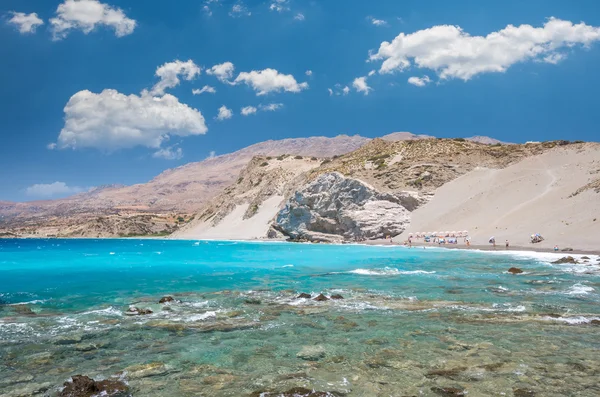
[274,172,414,241]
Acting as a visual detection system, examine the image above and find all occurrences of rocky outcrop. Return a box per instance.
[59,375,129,397]
[273,172,416,241]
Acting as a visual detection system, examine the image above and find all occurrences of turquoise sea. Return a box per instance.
[1,239,599,396]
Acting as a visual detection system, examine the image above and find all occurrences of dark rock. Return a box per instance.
[330,294,344,300]
[159,296,174,304]
[581,256,590,259]
[426,366,467,379]
[297,293,312,299]
[590,320,600,326]
[508,267,523,274]
[244,298,261,305]
[431,386,466,396]
[513,388,536,397]
[60,375,129,397]
[561,247,573,252]
[551,256,577,264]
[248,387,345,397]
[314,294,329,301]
[12,305,35,315]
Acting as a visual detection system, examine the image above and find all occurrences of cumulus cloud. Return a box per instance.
[150,60,201,96]
[342,86,350,95]
[294,13,305,21]
[54,89,207,151]
[369,17,387,26]
[368,70,376,76]
[305,70,312,76]
[7,12,44,34]
[234,68,308,95]
[352,76,372,95]
[206,62,235,82]
[328,85,350,96]
[260,103,284,111]
[50,0,136,40]
[26,182,86,198]
[408,75,431,87]
[152,146,183,160]
[192,85,216,95]
[327,88,333,96]
[241,106,258,116]
[216,105,233,120]
[370,17,600,81]
[230,3,251,17]
[270,0,289,12]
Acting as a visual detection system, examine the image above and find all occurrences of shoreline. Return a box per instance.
[3,235,599,257]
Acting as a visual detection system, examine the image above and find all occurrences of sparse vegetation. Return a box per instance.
[294,155,303,159]
[260,161,269,167]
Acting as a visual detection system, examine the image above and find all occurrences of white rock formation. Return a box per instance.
[274,172,416,241]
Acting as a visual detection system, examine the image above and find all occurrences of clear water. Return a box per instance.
[1,239,599,396]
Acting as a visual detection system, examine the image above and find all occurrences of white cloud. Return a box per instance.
[151,60,201,96]
[206,150,216,159]
[305,70,312,76]
[234,68,308,95]
[206,62,235,82]
[47,143,57,150]
[327,88,333,96]
[407,75,431,87]
[241,106,258,116]
[294,13,305,21]
[260,103,284,111]
[342,86,350,95]
[270,0,289,12]
[203,0,220,16]
[216,105,233,121]
[230,3,251,17]
[26,182,86,198]
[50,0,136,40]
[352,76,372,95]
[368,70,376,77]
[370,17,600,81]
[192,85,216,95]
[152,146,183,160]
[369,17,387,27]
[55,89,207,151]
[7,12,44,34]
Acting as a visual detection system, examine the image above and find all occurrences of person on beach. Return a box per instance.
[505,240,509,249]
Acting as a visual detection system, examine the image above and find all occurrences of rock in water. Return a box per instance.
[330,294,344,300]
[551,256,577,264]
[297,293,312,299]
[296,345,326,361]
[12,305,35,316]
[431,386,466,396]
[60,375,129,397]
[274,172,418,241]
[513,389,536,397]
[249,387,345,397]
[508,267,524,274]
[159,296,174,303]
[313,294,329,301]
[125,306,153,315]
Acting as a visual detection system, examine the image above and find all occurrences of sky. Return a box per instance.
[1,0,600,202]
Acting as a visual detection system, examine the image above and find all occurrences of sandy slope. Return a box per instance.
[398,145,600,251]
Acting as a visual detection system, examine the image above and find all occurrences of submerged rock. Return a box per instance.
[330,294,344,300]
[425,366,467,379]
[552,256,577,264]
[59,375,129,397]
[124,362,169,379]
[296,345,326,361]
[314,294,329,302]
[508,267,524,274]
[12,305,35,316]
[159,296,176,303]
[297,293,312,299]
[513,388,536,396]
[431,386,466,396]
[244,298,261,305]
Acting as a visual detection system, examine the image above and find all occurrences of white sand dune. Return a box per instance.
[399,146,600,251]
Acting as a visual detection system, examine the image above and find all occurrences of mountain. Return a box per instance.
[466,136,513,145]
[381,132,435,141]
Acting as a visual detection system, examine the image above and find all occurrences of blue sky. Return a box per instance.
[1,0,600,201]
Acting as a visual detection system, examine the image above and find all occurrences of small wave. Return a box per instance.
[80,307,123,317]
[184,311,217,322]
[109,252,115,255]
[543,316,600,325]
[9,299,48,306]
[281,264,294,268]
[566,283,595,295]
[349,267,436,276]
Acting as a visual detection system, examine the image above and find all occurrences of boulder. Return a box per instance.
[244,298,261,305]
[590,320,600,326]
[159,296,174,304]
[581,256,590,260]
[431,386,466,396]
[274,172,419,241]
[508,267,523,274]
[330,294,344,300]
[59,375,129,397]
[561,247,574,252]
[297,293,312,299]
[125,306,153,315]
[313,294,329,302]
[551,256,577,264]
[296,345,326,361]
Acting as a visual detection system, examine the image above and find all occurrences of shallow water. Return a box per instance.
[1,239,599,396]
